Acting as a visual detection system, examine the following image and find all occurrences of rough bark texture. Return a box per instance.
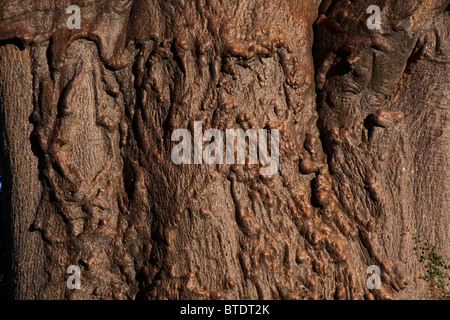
[0,0,448,300]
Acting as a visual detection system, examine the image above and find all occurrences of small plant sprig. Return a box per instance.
[412,231,450,300]
[241,291,256,300]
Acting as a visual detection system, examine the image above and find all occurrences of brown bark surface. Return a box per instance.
[0,0,448,300]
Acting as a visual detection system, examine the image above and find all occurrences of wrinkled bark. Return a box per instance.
[0,0,448,300]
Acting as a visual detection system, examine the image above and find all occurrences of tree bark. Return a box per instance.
[0,0,448,300]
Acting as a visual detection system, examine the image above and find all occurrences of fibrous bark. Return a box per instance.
[314,0,450,299]
[0,0,448,300]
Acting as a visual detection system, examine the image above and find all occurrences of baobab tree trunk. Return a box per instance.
[0,0,448,300]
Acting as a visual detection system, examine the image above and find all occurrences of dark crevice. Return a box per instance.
[0,154,6,300]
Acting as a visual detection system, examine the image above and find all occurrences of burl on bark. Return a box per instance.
[0,0,448,300]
